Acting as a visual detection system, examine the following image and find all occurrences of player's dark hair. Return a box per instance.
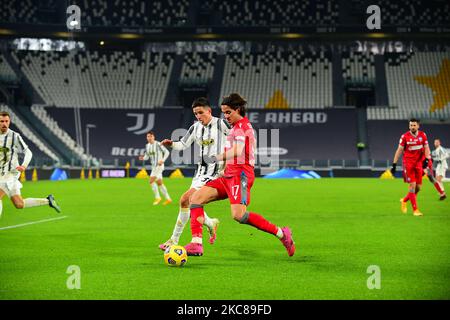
[192,97,211,109]
[221,93,247,116]
[0,111,10,118]
[147,131,155,137]
[409,118,420,124]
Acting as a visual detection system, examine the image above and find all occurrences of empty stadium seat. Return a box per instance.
[220,50,333,109]
[12,50,175,108]
[377,0,450,26]
[205,0,339,26]
[0,54,18,83]
[31,105,86,159]
[180,52,216,82]
[0,0,41,24]
[73,0,189,27]
[342,51,375,84]
[370,51,450,120]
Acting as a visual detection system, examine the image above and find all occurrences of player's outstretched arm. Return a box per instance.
[170,124,196,151]
[161,139,173,147]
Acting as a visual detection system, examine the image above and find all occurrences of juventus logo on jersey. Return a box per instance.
[179,117,230,179]
[201,139,215,146]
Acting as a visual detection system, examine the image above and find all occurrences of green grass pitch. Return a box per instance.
[0,177,449,300]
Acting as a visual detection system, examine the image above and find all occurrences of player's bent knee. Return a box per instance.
[180,195,190,208]
[190,192,205,205]
[13,201,24,209]
[233,210,248,223]
[233,211,249,224]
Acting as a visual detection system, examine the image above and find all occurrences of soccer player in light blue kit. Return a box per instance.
[0,111,60,217]
[139,131,172,205]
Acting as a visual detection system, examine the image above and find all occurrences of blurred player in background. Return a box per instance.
[139,131,171,205]
[428,139,447,200]
[0,111,60,217]
[184,93,295,257]
[391,118,431,216]
[158,97,230,250]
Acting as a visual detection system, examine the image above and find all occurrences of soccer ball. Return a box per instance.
[164,245,188,267]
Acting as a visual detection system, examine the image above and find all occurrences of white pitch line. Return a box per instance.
[0,216,67,231]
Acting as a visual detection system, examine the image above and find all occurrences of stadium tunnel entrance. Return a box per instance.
[179,84,208,109]
[345,85,375,167]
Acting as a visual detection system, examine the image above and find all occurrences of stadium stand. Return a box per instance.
[368,51,450,120]
[0,0,58,24]
[0,104,59,162]
[342,51,375,84]
[12,50,175,108]
[2,0,448,28]
[72,0,190,27]
[0,0,189,26]
[0,54,18,83]
[344,0,450,27]
[0,0,38,24]
[367,107,450,120]
[376,0,450,26]
[220,50,332,109]
[206,0,339,26]
[30,105,87,159]
[180,52,216,82]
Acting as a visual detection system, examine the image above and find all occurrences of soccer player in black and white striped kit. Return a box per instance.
[429,139,447,200]
[158,97,231,250]
[0,111,60,217]
[139,131,172,205]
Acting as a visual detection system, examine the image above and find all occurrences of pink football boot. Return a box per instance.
[184,242,204,256]
[280,227,295,257]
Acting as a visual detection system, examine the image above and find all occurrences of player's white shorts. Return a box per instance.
[0,179,23,198]
[435,165,447,178]
[150,165,164,179]
[190,174,218,190]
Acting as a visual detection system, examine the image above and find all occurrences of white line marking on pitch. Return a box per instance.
[0,216,67,231]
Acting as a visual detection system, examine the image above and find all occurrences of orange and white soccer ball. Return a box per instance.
[164,245,188,267]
